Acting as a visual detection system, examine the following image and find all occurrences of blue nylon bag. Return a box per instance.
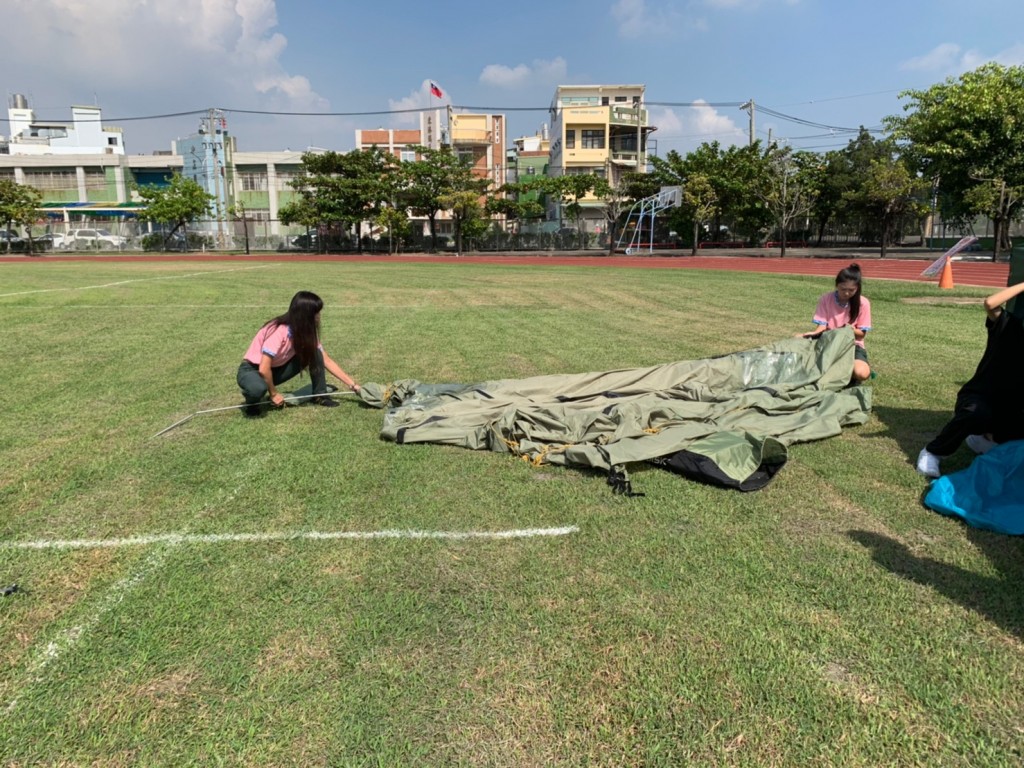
[924,440,1024,535]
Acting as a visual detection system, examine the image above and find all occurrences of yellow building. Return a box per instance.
[547,84,655,230]
[448,112,506,191]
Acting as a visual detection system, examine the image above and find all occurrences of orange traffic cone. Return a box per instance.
[939,257,954,289]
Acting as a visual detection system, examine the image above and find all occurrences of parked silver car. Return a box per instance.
[64,228,127,249]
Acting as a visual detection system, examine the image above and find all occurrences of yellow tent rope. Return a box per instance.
[530,443,573,467]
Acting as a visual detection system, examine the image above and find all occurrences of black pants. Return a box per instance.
[926,391,1024,456]
[236,351,326,405]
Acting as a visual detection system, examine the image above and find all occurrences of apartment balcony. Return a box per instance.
[610,150,640,166]
[451,129,494,145]
[609,106,647,126]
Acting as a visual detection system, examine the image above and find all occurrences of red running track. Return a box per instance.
[1,252,1011,288]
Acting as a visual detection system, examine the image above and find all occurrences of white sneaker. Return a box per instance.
[965,434,996,455]
[916,448,941,478]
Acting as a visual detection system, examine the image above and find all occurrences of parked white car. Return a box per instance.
[64,228,128,249]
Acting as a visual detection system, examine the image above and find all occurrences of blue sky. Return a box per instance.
[3,0,1023,159]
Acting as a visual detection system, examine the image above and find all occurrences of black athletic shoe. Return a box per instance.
[314,397,340,408]
[242,403,263,417]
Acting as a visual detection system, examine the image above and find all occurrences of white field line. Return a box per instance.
[3,526,580,551]
[4,544,175,714]
[0,264,275,298]
[2,479,258,715]
[1,524,576,711]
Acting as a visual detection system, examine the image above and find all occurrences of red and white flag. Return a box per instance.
[429,82,444,99]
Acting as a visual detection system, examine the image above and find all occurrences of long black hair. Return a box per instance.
[264,290,323,370]
[835,263,863,326]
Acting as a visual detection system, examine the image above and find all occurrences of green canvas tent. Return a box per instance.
[358,327,871,493]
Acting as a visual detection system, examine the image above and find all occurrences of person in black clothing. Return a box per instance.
[917,280,1024,478]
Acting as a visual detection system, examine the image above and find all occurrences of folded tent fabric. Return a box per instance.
[356,327,871,491]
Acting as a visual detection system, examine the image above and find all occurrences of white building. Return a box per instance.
[1,94,125,156]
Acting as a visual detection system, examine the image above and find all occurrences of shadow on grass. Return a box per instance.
[848,528,1024,638]
[870,404,974,473]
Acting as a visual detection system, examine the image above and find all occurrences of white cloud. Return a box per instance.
[1,0,330,152]
[650,100,747,155]
[901,42,1024,74]
[386,81,450,127]
[611,0,696,39]
[479,58,568,88]
[900,43,963,72]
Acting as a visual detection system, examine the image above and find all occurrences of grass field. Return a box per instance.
[1,258,1022,767]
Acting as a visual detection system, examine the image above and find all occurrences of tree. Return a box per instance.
[374,207,409,254]
[488,181,547,227]
[649,142,773,246]
[136,173,214,250]
[843,154,929,258]
[886,63,1024,259]
[0,179,42,255]
[806,129,889,246]
[228,202,251,255]
[541,173,600,248]
[437,190,485,255]
[758,147,816,257]
[590,177,633,255]
[680,174,718,255]
[402,146,487,251]
[280,148,397,253]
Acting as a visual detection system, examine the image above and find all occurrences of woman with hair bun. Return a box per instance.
[802,263,873,383]
[236,290,360,416]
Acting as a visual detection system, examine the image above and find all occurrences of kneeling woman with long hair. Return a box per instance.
[802,263,873,383]
[237,290,360,415]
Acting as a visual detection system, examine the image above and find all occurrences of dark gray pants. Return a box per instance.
[926,391,1024,456]
[236,351,326,404]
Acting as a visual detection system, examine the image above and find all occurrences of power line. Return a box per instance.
[774,88,904,107]
[755,105,863,133]
[0,99,851,125]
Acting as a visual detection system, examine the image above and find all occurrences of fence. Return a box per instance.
[13,217,621,254]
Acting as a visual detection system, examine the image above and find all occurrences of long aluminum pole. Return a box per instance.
[153,391,358,438]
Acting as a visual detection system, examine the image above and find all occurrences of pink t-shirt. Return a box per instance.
[813,291,872,348]
[243,323,322,367]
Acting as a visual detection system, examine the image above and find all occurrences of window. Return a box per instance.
[108,137,118,146]
[23,170,77,191]
[565,166,605,177]
[400,150,416,162]
[601,97,609,106]
[237,172,268,191]
[274,172,299,190]
[565,131,575,149]
[615,135,638,151]
[582,130,605,149]
[83,171,107,190]
[615,96,628,103]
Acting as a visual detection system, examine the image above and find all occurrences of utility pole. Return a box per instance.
[207,108,225,247]
[740,100,755,146]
